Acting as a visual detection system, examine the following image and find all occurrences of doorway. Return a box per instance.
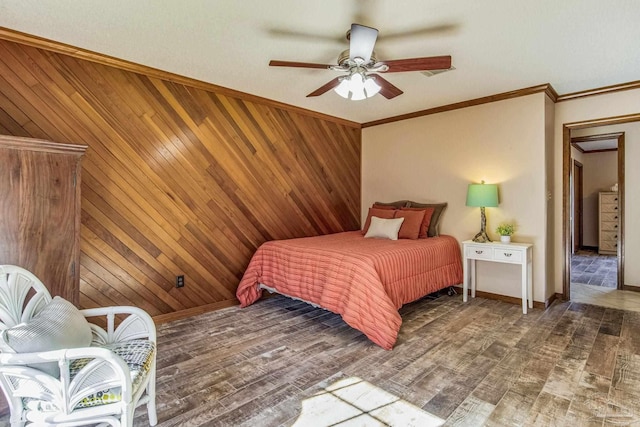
[569,134,621,298]
[563,118,634,300]
[572,159,583,253]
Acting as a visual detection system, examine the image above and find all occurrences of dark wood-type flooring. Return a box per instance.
[4,293,640,426]
[146,293,640,426]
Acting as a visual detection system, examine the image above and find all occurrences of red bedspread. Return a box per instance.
[236,231,462,349]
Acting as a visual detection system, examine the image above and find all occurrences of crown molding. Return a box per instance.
[362,84,556,128]
[557,80,640,102]
[363,78,640,128]
[2,26,640,129]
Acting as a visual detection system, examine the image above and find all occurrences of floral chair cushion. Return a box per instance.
[23,339,155,412]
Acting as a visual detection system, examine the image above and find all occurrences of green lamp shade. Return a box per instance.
[466,183,499,207]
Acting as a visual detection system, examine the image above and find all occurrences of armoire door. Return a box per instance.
[0,135,86,305]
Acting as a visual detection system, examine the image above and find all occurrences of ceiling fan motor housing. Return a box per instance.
[337,49,377,67]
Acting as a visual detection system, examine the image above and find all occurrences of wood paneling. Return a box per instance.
[0,27,360,129]
[0,39,361,317]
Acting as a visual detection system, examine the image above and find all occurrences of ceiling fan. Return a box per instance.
[269,23,452,101]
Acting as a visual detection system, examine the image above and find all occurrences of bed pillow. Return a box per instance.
[400,207,435,238]
[0,296,93,377]
[373,200,410,209]
[364,216,405,240]
[394,209,426,240]
[371,204,397,210]
[362,207,397,234]
[407,202,448,237]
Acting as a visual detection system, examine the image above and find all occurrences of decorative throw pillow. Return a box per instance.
[364,216,405,240]
[407,202,448,237]
[400,207,435,238]
[362,207,397,234]
[394,209,426,240]
[0,296,93,377]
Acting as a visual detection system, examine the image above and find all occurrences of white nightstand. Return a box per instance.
[462,240,533,314]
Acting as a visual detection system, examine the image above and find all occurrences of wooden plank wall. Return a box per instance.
[0,39,361,319]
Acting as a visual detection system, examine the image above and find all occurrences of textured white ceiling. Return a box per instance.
[1,0,639,123]
[574,139,618,152]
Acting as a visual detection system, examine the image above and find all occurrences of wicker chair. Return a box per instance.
[0,265,157,427]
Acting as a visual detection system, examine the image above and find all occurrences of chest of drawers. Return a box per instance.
[598,192,619,255]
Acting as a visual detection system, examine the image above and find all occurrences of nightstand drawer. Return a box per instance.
[465,245,492,260]
[493,248,523,263]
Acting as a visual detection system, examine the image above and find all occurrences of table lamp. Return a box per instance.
[466,181,499,243]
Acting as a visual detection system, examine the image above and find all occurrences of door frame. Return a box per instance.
[562,114,637,299]
[572,159,583,253]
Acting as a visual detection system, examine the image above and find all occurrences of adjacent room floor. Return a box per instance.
[113,293,640,426]
[571,283,640,312]
[570,248,640,312]
[571,249,617,288]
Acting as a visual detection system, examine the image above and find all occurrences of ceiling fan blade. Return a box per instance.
[380,23,459,41]
[380,55,452,72]
[306,77,342,97]
[269,60,333,69]
[370,75,403,99]
[267,28,345,44]
[349,23,378,63]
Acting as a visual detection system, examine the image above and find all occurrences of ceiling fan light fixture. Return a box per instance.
[350,87,367,101]
[363,75,381,97]
[349,72,365,92]
[334,78,351,98]
[333,71,379,101]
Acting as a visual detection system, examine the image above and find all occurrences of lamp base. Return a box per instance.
[472,206,492,243]
[472,230,492,243]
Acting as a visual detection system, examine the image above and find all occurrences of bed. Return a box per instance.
[235,201,463,350]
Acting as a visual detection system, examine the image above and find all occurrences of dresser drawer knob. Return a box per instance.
[615,197,618,201]
[614,206,618,210]
[504,253,513,257]
[475,250,483,254]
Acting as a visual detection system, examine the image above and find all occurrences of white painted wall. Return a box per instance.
[363,86,640,304]
[554,90,640,289]
[362,93,548,302]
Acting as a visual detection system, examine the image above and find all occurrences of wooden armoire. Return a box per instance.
[0,135,87,305]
